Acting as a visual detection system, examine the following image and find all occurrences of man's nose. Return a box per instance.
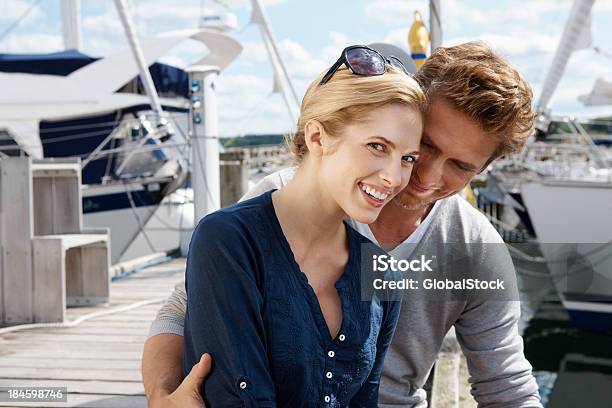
[414,156,443,188]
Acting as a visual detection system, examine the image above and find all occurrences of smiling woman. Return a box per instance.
[182,45,426,407]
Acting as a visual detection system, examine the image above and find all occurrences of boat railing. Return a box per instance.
[511,115,612,183]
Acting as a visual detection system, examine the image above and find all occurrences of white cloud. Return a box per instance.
[217,73,272,94]
[319,31,349,62]
[241,40,273,65]
[2,33,63,53]
[0,0,43,22]
[383,27,409,49]
[445,30,558,58]
[83,13,124,34]
[224,0,287,10]
[364,0,429,27]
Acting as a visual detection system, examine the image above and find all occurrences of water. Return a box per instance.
[515,249,612,408]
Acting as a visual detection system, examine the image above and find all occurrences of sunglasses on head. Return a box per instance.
[319,45,410,86]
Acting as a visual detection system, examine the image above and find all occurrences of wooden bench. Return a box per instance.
[1,157,110,325]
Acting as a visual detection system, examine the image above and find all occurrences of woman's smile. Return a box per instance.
[358,182,391,208]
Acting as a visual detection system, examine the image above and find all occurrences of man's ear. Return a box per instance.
[304,120,326,158]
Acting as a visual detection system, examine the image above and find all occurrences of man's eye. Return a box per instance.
[453,161,472,172]
[368,142,386,152]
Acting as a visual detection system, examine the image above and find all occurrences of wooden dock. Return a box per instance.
[0,256,477,407]
[0,258,186,407]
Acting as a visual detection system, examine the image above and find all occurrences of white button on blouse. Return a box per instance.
[239,381,247,389]
[324,395,331,403]
[326,371,333,379]
[339,334,346,341]
[328,350,335,358]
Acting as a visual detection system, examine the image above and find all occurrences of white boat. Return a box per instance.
[0,25,242,264]
[477,0,612,332]
[520,178,612,331]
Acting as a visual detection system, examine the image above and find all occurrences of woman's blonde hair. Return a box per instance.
[288,66,427,163]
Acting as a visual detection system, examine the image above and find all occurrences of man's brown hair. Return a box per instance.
[414,41,535,165]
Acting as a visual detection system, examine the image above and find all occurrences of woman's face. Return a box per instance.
[318,103,423,224]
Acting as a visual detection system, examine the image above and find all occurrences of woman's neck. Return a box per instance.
[272,164,346,250]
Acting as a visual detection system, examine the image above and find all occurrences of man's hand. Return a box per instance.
[151,353,212,408]
[142,334,212,408]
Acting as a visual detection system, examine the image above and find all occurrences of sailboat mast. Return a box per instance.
[60,0,82,50]
[537,0,595,111]
[114,0,164,117]
[429,0,442,51]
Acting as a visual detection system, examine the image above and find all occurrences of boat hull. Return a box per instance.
[521,180,612,332]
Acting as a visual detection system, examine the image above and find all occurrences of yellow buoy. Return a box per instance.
[408,10,430,69]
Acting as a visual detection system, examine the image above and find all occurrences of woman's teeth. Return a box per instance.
[361,184,389,201]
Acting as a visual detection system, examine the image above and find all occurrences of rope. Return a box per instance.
[0,298,165,335]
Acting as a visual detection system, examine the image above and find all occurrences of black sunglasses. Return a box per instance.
[319,45,410,86]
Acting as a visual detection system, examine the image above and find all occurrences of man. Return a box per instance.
[142,41,542,407]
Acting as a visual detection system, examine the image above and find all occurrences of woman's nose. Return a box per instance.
[379,159,403,188]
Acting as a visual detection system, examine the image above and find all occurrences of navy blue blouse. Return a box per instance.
[183,190,401,407]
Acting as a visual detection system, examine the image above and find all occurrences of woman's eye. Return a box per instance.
[402,155,417,164]
[368,142,386,152]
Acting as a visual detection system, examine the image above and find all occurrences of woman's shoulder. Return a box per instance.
[193,190,274,242]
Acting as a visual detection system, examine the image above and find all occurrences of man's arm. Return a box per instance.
[455,300,541,407]
[143,281,204,407]
[454,239,541,407]
[142,335,210,408]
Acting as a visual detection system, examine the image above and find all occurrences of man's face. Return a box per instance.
[395,99,499,210]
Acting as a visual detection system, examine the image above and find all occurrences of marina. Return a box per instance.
[1,0,612,406]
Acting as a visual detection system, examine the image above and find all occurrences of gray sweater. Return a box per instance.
[149,168,542,407]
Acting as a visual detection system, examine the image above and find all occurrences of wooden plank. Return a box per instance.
[1,367,142,382]
[53,176,81,234]
[33,235,108,249]
[32,238,65,323]
[0,379,144,396]
[62,315,156,324]
[32,176,55,236]
[65,246,83,299]
[60,320,152,329]
[0,333,148,344]
[458,355,477,408]
[0,338,144,350]
[0,349,142,361]
[431,352,460,408]
[24,326,148,335]
[81,246,110,300]
[0,357,140,370]
[1,158,33,324]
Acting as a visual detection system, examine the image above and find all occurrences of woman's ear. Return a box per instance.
[304,120,326,158]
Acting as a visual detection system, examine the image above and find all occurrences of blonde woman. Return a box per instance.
[183,45,426,407]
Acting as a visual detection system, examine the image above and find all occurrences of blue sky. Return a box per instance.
[1,0,612,136]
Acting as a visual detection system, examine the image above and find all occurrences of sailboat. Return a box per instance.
[482,0,612,332]
[0,2,243,263]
